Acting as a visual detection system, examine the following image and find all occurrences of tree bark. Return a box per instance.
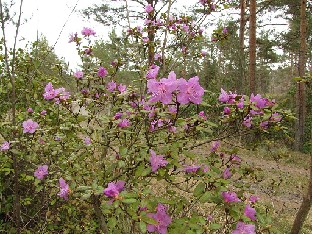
[294,0,307,151]
[248,0,256,95]
[147,0,155,66]
[92,195,108,234]
[238,0,246,93]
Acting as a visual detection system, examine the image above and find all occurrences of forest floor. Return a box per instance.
[231,145,311,233]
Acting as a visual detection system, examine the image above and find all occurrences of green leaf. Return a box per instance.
[121,198,137,204]
[81,193,91,200]
[139,221,147,233]
[141,216,158,225]
[76,186,92,191]
[194,182,205,197]
[210,223,221,230]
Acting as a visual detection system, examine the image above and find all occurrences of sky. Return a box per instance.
[4,0,194,70]
[4,0,288,70]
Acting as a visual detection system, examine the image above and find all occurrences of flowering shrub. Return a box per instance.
[0,1,293,233]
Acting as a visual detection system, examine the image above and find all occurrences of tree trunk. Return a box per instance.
[294,0,307,151]
[291,1,310,233]
[248,0,256,95]
[238,0,246,93]
[147,0,155,66]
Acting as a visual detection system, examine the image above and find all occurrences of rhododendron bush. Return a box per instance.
[0,1,292,233]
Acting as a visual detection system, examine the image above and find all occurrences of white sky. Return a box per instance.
[4,0,288,70]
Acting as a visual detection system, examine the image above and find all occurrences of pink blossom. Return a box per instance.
[224,106,231,115]
[244,204,257,221]
[184,165,201,173]
[182,24,189,32]
[149,149,168,172]
[146,65,160,79]
[34,165,48,180]
[114,112,123,120]
[230,154,241,165]
[73,70,83,79]
[142,37,149,43]
[27,107,33,113]
[118,84,127,93]
[177,76,205,105]
[260,121,269,129]
[107,81,117,92]
[237,97,244,109]
[147,203,172,234]
[145,4,154,13]
[22,119,39,134]
[222,27,228,34]
[98,67,108,77]
[201,50,207,57]
[249,195,259,203]
[40,110,47,115]
[270,112,282,122]
[198,111,207,120]
[154,53,162,60]
[147,78,177,104]
[243,115,252,128]
[1,141,10,151]
[222,191,241,203]
[103,180,125,198]
[58,178,70,200]
[117,119,130,128]
[250,93,267,109]
[232,221,256,234]
[43,82,56,100]
[81,27,96,37]
[84,137,91,145]
[210,141,220,152]
[218,88,230,103]
[223,167,232,179]
[68,32,78,43]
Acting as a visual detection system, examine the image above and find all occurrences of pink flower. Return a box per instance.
[243,115,252,128]
[107,81,117,92]
[244,204,257,221]
[232,221,256,234]
[40,110,47,115]
[27,107,33,113]
[58,178,70,200]
[201,50,207,57]
[73,70,83,79]
[224,106,231,115]
[68,32,78,43]
[22,119,39,134]
[184,165,201,173]
[147,203,172,234]
[249,195,259,203]
[210,141,220,152]
[117,119,130,128]
[145,4,154,13]
[103,180,125,198]
[1,141,10,151]
[222,191,241,203]
[142,37,149,43]
[182,24,189,32]
[250,93,267,109]
[43,82,56,100]
[98,67,108,77]
[177,76,205,105]
[147,78,177,104]
[146,65,160,79]
[222,27,228,34]
[114,112,123,120]
[118,84,127,93]
[223,167,232,179]
[199,111,207,120]
[218,88,230,103]
[84,137,91,145]
[81,27,96,37]
[150,149,168,172]
[34,165,48,180]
